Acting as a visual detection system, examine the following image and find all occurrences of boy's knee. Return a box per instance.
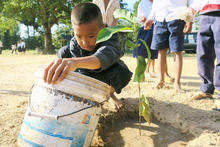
[174,51,182,55]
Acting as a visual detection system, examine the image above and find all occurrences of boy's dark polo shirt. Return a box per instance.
[57,34,132,94]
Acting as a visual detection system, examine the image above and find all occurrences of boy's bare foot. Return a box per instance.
[153,81,165,89]
[174,83,184,93]
[109,93,123,111]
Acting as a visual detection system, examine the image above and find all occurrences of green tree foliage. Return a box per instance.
[53,25,73,49]
[2,0,91,54]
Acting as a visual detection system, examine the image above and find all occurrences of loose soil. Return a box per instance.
[0,51,220,147]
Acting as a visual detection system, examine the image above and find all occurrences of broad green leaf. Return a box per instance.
[96,25,132,44]
[133,56,146,82]
[138,39,151,64]
[139,95,151,124]
[114,9,137,24]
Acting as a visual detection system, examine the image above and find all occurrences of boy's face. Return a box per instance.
[73,20,104,51]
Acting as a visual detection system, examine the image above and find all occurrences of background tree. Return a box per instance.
[2,0,91,54]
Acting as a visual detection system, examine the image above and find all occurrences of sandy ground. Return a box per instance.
[0,51,220,147]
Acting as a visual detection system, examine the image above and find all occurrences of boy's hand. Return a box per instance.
[144,19,153,30]
[184,22,193,33]
[140,16,146,23]
[44,58,77,85]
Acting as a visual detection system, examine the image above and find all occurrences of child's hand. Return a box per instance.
[141,16,146,23]
[144,19,153,30]
[184,22,193,33]
[43,58,77,84]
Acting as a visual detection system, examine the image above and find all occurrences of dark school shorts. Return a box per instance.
[133,26,158,59]
[151,19,185,52]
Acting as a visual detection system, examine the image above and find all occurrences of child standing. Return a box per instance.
[44,3,132,110]
[144,0,193,92]
[190,0,220,110]
[11,44,17,54]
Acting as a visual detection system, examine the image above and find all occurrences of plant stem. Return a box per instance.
[138,82,142,136]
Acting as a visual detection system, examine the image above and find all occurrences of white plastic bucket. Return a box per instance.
[17,71,111,147]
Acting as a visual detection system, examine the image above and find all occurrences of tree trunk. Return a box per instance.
[42,24,54,54]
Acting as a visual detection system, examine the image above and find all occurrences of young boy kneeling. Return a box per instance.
[43,3,132,110]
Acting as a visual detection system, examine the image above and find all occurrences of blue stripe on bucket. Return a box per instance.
[23,120,73,140]
[19,134,44,147]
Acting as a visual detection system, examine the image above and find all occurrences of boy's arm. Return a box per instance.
[144,1,155,30]
[44,55,101,85]
[44,35,121,84]
[184,0,202,33]
[94,34,122,71]
[45,38,102,84]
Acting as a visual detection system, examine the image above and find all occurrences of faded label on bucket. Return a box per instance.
[81,114,91,124]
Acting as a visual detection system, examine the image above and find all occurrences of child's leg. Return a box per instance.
[149,59,157,78]
[164,53,175,83]
[164,55,170,77]
[173,51,183,92]
[151,59,156,73]
[155,48,168,88]
[146,59,152,73]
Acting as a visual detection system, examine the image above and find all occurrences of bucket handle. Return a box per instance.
[28,84,106,120]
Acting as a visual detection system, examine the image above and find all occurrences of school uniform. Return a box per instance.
[133,0,158,59]
[191,0,220,96]
[148,0,193,52]
[58,34,132,94]
[21,41,26,51]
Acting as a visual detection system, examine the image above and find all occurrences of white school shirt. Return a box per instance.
[148,0,193,22]
[137,0,152,26]
[190,0,220,14]
[93,0,120,26]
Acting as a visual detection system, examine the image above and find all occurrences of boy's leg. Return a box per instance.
[150,49,158,77]
[164,56,169,77]
[151,59,155,73]
[150,21,170,88]
[193,15,215,99]
[146,59,151,73]
[164,52,175,83]
[151,59,158,77]
[173,51,183,92]
[167,20,185,92]
[213,13,220,110]
[155,48,168,88]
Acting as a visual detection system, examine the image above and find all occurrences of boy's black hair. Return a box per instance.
[71,3,103,26]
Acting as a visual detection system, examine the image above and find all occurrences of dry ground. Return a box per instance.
[0,51,220,147]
